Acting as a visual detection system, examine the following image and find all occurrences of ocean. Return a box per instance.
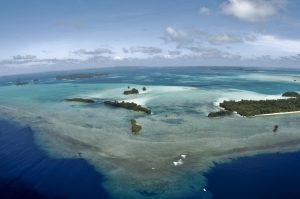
[0,66,300,199]
[205,151,300,199]
[0,117,111,199]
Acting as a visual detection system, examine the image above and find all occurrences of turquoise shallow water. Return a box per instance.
[0,66,300,199]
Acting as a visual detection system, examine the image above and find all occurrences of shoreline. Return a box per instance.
[254,110,300,117]
[214,102,300,117]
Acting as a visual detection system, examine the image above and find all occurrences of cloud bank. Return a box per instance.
[222,0,286,22]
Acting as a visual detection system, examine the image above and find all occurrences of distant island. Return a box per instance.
[65,98,96,103]
[123,88,139,95]
[104,101,151,114]
[209,91,300,117]
[56,73,108,80]
[15,80,29,86]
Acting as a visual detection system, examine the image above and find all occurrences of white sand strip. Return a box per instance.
[255,111,300,117]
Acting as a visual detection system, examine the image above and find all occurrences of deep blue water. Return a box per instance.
[0,117,112,199]
[205,152,300,199]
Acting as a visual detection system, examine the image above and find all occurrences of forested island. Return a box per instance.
[104,101,151,114]
[123,88,139,95]
[209,91,300,117]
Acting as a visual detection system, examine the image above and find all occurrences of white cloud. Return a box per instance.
[247,34,300,54]
[164,26,202,47]
[222,0,286,22]
[13,55,37,60]
[129,46,162,54]
[200,7,211,15]
[164,26,248,47]
[208,33,243,45]
[74,48,113,55]
[168,50,181,56]
[0,55,80,67]
[122,48,129,53]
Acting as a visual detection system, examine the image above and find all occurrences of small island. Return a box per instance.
[131,119,142,134]
[282,91,300,98]
[56,73,108,80]
[65,98,96,103]
[104,101,151,114]
[123,88,139,95]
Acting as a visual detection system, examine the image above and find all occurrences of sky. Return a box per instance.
[1,0,300,75]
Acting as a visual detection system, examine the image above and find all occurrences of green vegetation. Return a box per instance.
[104,101,151,114]
[219,97,300,117]
[56,73,108,80]
[65,98,96,103]
[208,110,233,117]
[131,119,142,134]
[282,91,300,98]
[123,88,139,95]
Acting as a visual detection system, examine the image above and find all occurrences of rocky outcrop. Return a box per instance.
[273,125,279,133]
[208,110,233,117]
[131,119,142,134]
[65,98,96,103]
